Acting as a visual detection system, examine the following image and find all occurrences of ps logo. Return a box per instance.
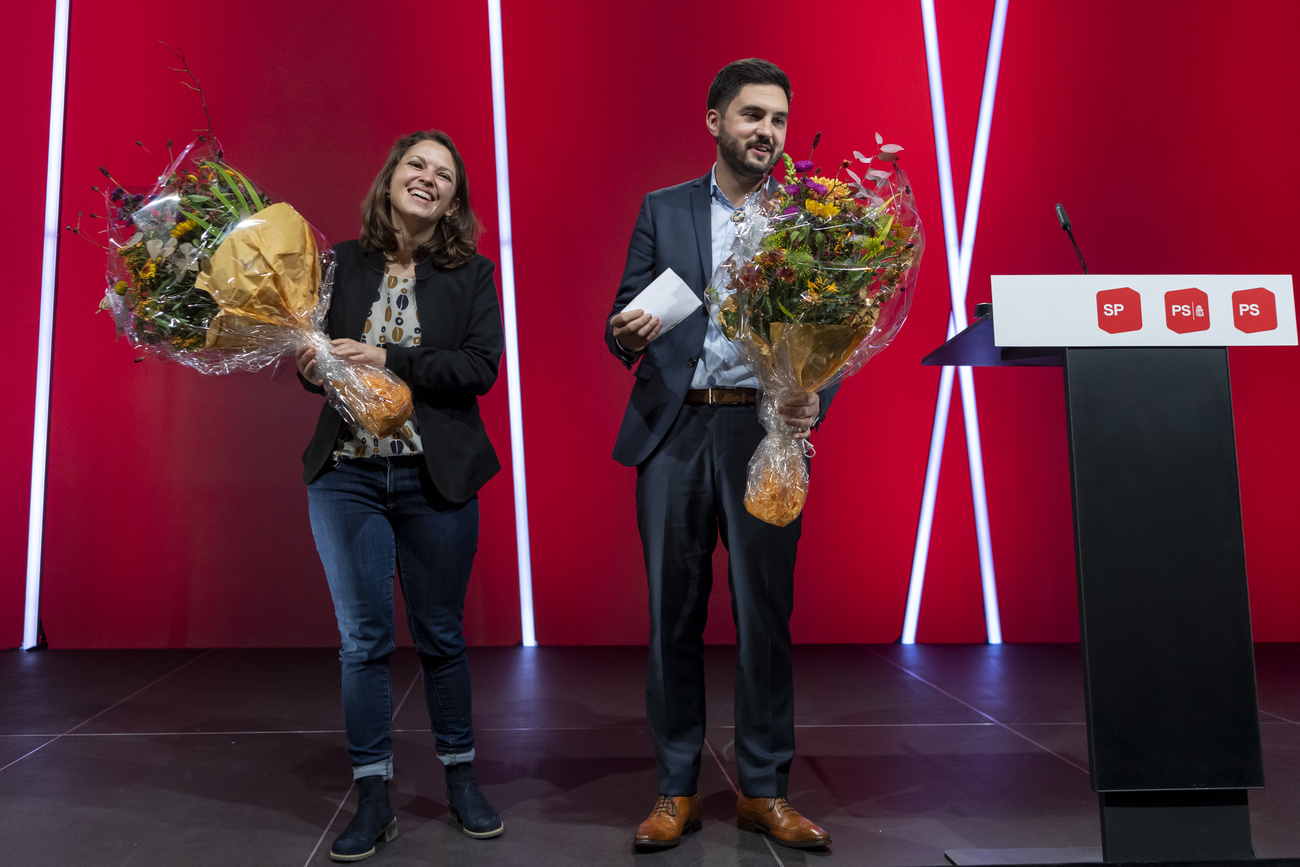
[1096,287,1142,333]
[1232,287,1277,333]
[1165,288,1210,333]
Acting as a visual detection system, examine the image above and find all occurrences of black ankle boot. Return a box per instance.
[330,776,397,862]
[445,762,503,838]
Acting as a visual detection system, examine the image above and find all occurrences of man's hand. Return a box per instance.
[296,343,323,386]
[329,338,387,367]
[777,391,820,442]
[610,308,663,354]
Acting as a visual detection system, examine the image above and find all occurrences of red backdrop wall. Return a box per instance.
[506,0,954,646]
[508,0,1300,645]
[35,0,519,648]
[974,1,1300,641]
[9,0,1299,647]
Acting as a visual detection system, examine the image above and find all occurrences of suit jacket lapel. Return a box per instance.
[688,172,712,298]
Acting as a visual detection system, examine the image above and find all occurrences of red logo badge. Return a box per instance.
[1096,287,1142,334]
[1232,287,1277,333]
[1165,287,1210,333]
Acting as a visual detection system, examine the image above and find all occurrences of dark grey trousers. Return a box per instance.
[635,402,801,797]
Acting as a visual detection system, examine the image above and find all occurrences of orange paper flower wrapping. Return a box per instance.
[743,420,809,527]
[98,139,413,440]
[327,367,413,440]
[739,319,877,526]
[196,202,413,439]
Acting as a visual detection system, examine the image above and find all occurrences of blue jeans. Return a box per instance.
[308,456,480,780]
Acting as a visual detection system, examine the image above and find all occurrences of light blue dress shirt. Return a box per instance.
[691,165,761,390]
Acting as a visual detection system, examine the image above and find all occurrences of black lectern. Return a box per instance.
[924,314,1264,863]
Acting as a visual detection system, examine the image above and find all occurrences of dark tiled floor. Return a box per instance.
[2,644,1299,866]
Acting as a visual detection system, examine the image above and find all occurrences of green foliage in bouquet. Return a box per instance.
[102,142,274,351]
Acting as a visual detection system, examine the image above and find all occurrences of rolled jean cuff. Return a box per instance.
[437,748,476,767]
[352,758,394,781]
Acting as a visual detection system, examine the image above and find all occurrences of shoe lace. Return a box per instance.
[650,795,678,818]
[766,797,793,816]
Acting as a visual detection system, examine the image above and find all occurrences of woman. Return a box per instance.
[296,130,505,861]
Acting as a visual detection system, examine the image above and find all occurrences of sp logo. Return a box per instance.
[1096,287,1142,334]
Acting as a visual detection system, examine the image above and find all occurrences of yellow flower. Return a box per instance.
[114,280,129,295]
[170,219,196,239]
[805,199,841,220]
[139,261,157,280]
[808,276,838,297]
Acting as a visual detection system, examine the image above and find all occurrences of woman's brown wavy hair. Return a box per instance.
[359,130,481,269]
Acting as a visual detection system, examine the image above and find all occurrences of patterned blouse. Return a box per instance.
[335,272,425,458]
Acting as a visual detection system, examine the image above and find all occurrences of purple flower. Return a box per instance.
[805,181,828,196]
[110,187,125,202]
[782,205,798,215]
[783,183,801,196]
[794,160,814,172]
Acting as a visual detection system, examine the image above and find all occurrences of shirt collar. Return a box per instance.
[710,164,775,211]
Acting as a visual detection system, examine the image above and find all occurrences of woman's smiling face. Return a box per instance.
[388,140,458,233]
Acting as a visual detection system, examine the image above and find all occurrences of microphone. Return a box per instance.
[1055,203,1089,274]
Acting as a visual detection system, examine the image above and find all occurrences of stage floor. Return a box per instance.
[2,643,1299,865]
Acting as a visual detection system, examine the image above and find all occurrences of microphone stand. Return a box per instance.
[1056,203,1089,274]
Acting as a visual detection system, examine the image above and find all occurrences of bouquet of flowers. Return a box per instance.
[99,138,412,438]
[710,135,924,526]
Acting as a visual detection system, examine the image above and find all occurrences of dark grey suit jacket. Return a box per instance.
[605,171,836,468]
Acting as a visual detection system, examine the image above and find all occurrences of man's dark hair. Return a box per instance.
[707,58,791,114]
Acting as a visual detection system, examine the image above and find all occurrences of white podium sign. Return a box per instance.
[990,275,1297,347]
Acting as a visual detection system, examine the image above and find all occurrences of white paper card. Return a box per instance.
[626,267,702,334]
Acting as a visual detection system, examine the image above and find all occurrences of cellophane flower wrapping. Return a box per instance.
[709,149,925,526]
[100,138,413,438]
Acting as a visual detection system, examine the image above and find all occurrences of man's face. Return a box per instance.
[709,83,789,179]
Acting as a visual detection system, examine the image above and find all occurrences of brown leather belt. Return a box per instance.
[684,387,758,406]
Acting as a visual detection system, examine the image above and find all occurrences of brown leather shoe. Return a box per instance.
[633,794,702,849]
[736,795,831,849]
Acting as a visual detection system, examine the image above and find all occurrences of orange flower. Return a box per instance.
[811,176,854,200]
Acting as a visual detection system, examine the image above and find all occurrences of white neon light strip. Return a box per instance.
[486,0,536,646]
[903,0,1008,644]
[905,0,963,644]
[902,358,956,638]
[23,0,72,650]
[956,0,1009,644]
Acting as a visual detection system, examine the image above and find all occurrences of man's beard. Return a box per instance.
[717,126,780,179]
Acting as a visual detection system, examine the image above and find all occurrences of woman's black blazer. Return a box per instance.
[301,240,504,502]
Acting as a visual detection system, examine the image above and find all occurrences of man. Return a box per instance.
[605,58,834,850]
